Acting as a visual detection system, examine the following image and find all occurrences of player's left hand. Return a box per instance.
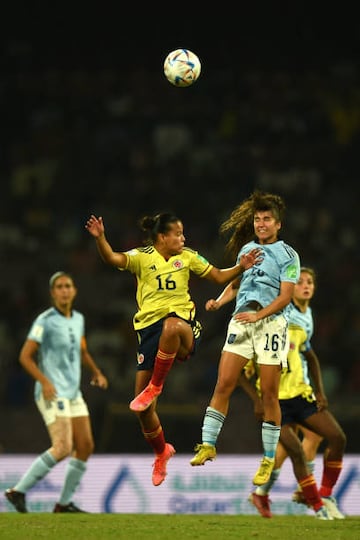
[234,311,259,324]
[91,372,109,389]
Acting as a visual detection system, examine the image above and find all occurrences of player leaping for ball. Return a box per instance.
[86,212,262,486]
[190,191,301,488]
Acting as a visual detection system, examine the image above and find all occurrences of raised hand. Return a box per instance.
[85,215,105,238]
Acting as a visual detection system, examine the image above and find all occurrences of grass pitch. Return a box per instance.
[0,514,359,540]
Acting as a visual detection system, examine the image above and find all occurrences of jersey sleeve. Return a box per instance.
[119,248,140,273]
[189,251,213,277]
[79,312,85,338]
[280,249,301,283]
[27,315,46,344]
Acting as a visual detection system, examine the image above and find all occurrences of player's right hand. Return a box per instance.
[205,299,220,311]
[85,215,105,238]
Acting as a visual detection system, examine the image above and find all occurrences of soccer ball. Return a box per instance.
[164,49,201,87]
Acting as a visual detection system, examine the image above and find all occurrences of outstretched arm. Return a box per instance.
[304,348,328,411]
[206,248,263,285]
[205,279,239,311]
[81,336,108,390]
[86,215,127,268]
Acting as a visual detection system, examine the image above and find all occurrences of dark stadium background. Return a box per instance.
[1,3,359,455]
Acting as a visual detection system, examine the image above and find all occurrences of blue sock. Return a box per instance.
[201,406,226,446]
[15,450,57,492]
[262,422,281,459]
[58,458,87,505]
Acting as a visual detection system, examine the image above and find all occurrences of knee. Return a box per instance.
[162,317,183,338]
[75,439,95,461]
[215,378,237,396]
[52,439,73,460]
[261,391,278,406]
[81,436,95,457]
[290,446,306,466]
[85,439,95,456]
[334,428,347,452]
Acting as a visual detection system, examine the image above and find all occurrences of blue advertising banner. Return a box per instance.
[1,455,358,515]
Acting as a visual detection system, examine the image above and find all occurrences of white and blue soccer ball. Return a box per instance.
[163,49,201,87]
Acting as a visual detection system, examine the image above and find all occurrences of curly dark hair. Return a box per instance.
[220,190,286,258]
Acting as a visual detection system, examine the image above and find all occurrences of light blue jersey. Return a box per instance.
[234,239,300,319]
[288,301,314,384]
[27,307,84,400]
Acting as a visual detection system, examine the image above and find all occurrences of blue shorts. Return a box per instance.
[280,394,318,426]
[135,315,202,371]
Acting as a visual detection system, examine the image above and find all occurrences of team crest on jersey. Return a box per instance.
[173,260,183,269]
[137,353,144,365]
[57,400,65,411]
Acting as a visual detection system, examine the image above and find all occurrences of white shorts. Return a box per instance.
[36,394,89,426]
[222,314,289,367]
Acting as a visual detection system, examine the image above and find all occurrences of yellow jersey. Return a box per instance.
[245,322,314,401]
[278,322,314,400]
[121,245,213,330]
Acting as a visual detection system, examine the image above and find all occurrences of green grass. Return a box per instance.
[0,514,360,540]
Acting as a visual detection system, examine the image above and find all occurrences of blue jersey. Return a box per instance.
[27,307,85,400]
[234,239,300,319]
[287,301,314,384]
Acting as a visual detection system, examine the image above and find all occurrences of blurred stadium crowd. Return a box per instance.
[0,25,359,455]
